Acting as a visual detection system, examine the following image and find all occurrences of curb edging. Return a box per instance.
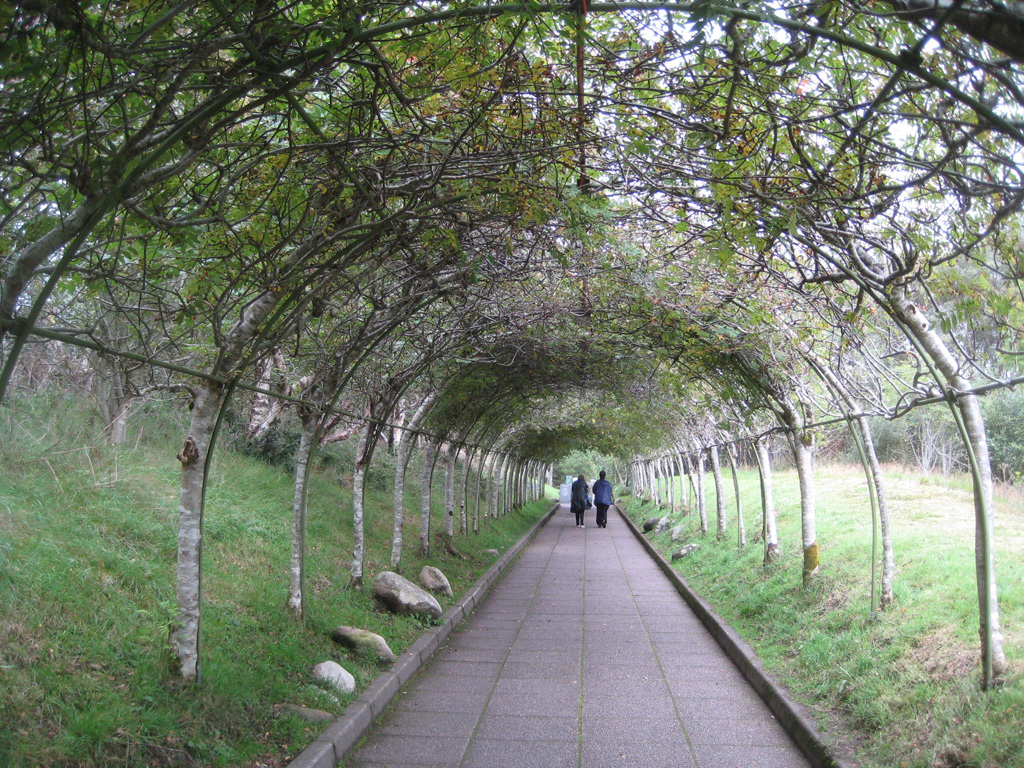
[287,501,561,768]
[616,505,851,768]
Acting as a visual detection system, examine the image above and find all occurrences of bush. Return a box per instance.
[983,388,1024,482]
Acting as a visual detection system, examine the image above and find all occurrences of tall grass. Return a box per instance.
[0,394,551,767]
[623,463,1024,768]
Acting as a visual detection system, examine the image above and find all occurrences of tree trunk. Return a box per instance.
[170,286,282,680]
[288,412,317,616]
[754,436,779,564]
[786,423,819,583]
[726,442,745,548]
[682,450,697,514]
[473,449,485,533]
[171,381,222,682]
[813,360,895,608]
[893,294,1007,685]
[709,445,728,539]
[350,422,370,589]
[695,450,708,535]
[420,438,438,556]
[459,446,473,534]
[391,395,434,569]
[443,442,457,546]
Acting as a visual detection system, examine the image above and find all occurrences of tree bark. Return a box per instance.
[709,445,728,539]
[420,438,439,556]
[892,294,1007,685]
[287,412,317,616]
[754,436,780,564]
[694,449,708,535]
[391,395,435,569]
[726,442,745,548]
[350,422,371,589]
[170,381,222,681]
[785,418,819,583]
[442,442,457,545]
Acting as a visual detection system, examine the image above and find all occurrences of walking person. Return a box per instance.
[571,474,589,528]
[592,470,612,528]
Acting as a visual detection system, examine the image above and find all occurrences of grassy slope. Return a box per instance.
[0,396,552,768]
[621,463,1024,768]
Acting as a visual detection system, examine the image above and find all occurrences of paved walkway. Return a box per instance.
[344,506,813,768]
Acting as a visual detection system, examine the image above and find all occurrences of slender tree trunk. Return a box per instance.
[861,423,894,605]
[443,442,457,546]
[485,452,495,520]
[420,438,438,556]
[785,419,819,583]
[459,446,472,534]
[709,445,728,539]
[171,381,222,681]
[288,413,317,616]
[695,450,708,535]
[682,450,696,514]
[813,360,895,607]
[391,396,434,569]
[726,442,745,548]
[893,294,1007,684]
[754,436,779,564]
[473,450,486,533]
[350,422,371,589]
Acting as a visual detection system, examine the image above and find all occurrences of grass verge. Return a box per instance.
[0,394,551,767]
[621,464,1024,768]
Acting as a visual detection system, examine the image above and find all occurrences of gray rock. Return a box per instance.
[274,703,335,723]
[642,516,661,532]
[372,571,442,619]
[671,543,700,561]
[419,565,454,600]
[331,625,396,663]
[483,548,499,557]
[312,660,355,694]
[654,515,671,534]
[670,525,686,542]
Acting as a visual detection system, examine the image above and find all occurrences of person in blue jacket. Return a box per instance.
[570,474,589,528]
[591,470,613,528]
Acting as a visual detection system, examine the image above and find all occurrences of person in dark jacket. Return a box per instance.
[592,470,613,528]
[570,474,589,528]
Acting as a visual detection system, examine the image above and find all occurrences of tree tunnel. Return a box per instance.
[2,0,1022,692]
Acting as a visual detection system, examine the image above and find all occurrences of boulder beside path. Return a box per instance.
[419,565,454,600]
[372,571,442,620]
[331,625,396,663]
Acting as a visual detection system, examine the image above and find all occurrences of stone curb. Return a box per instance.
[616,505,852,768]
[286,501,561,768]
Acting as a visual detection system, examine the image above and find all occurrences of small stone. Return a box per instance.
[671,543,700,561]
[670,525,685,542]
[330,625,396,663]
[642,516,661,532]
[654,516,671,534]
[483,548,499,557]
[312,660,355,694]
[419,566,454,600]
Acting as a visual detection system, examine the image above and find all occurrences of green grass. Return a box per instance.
[0,394,552,767]
[622,463,1024,768]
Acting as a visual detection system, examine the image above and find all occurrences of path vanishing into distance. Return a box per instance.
[341,505,818,768]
